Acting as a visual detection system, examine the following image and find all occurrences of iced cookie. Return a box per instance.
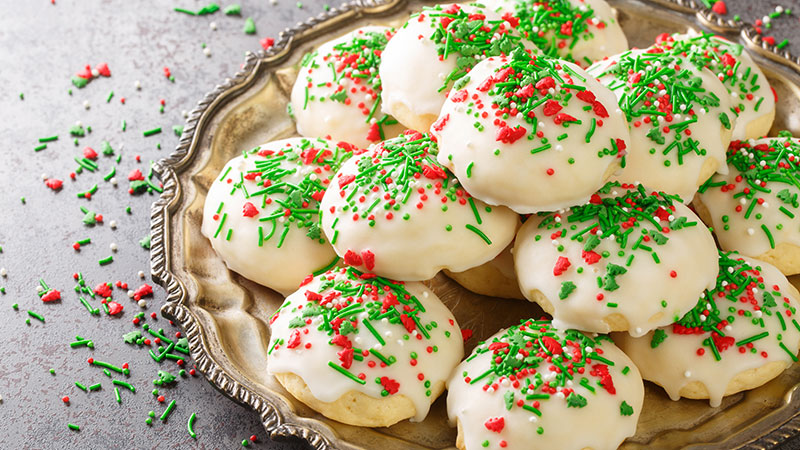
[290,26,405,147]
[485,0,628,66]
[588,47,735,201]
[268,267,464,426]
[654,31,775,140]
[433,49,630,213]
[614,252,800,407]
[695,136,800,275]
[444,243,525,300]
[379,3,533,131]
[202,138,360,294]
[514,182,718,337]
[321,130,520,281]
[447,319,644,450]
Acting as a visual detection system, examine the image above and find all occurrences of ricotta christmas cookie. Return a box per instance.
[587,47,735,201]
[444,243,525,300]
[290,26,405,148]
[447,319,644,450]
[695,136,800,275]
[433,48,630,213]
[379,3,532,132]
[202,138,360,294]
[514,182,719,337]
[268,267,464,427]
[321,130,520,281]
[653,31,775,140]
[614,252,800,407]
[485,0,628,66]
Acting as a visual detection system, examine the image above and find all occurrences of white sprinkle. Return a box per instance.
[134,80,142,90]
[182,110,189,118]
[209,21,217,30]
[110,243,118,252]
[41,173,49,180]
[110,220,117,229]
[127,290,135,298]
[0,268,6,277]
[91,68,100,78]
[747,228,755,235]
[635,327,643,334]
[422,291,429,298]
[36,285,44,293]
[555,391,565,399]
[138,300,147,308]
[528,416,538,423]
[138,271,145,279]
[203,47,212,57]
[83,100,90,109]
[110,177,117,186]
[777,6,784,13]
[684,370,692,378]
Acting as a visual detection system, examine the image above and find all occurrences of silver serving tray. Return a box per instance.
[150,0,800,448]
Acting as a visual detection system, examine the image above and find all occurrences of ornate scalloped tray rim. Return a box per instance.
[149,0,800,448]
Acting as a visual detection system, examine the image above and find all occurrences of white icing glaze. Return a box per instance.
[697,137,800,258]
[614,254,800,407]
[201,138,357,294]
[484,0,628,66]
[268,267,464,422]
[433,52,630,213]
[588,48,734,201]
[321,131,519,281]
[656,31,775,141]
[290,26,406,148]
[447,321,643,450]
[514,182,719,337]
[379,3,536,126]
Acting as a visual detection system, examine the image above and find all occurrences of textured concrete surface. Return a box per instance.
[1,0,800,449]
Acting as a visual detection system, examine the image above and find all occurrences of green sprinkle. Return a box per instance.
[39,136,58,143]
[465,224,492,245]
[327,361,366,384]
[161,400,177,421]
[223,4,241,15]
[761,224,775,249]
[188,412,198,438]
[243,17,256,35]
[34,143,47,152]
[98,255,114,266]
[736,332,769,346]
[68,424,80,432]
[27,311,45,323]
[142,127,162,137]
